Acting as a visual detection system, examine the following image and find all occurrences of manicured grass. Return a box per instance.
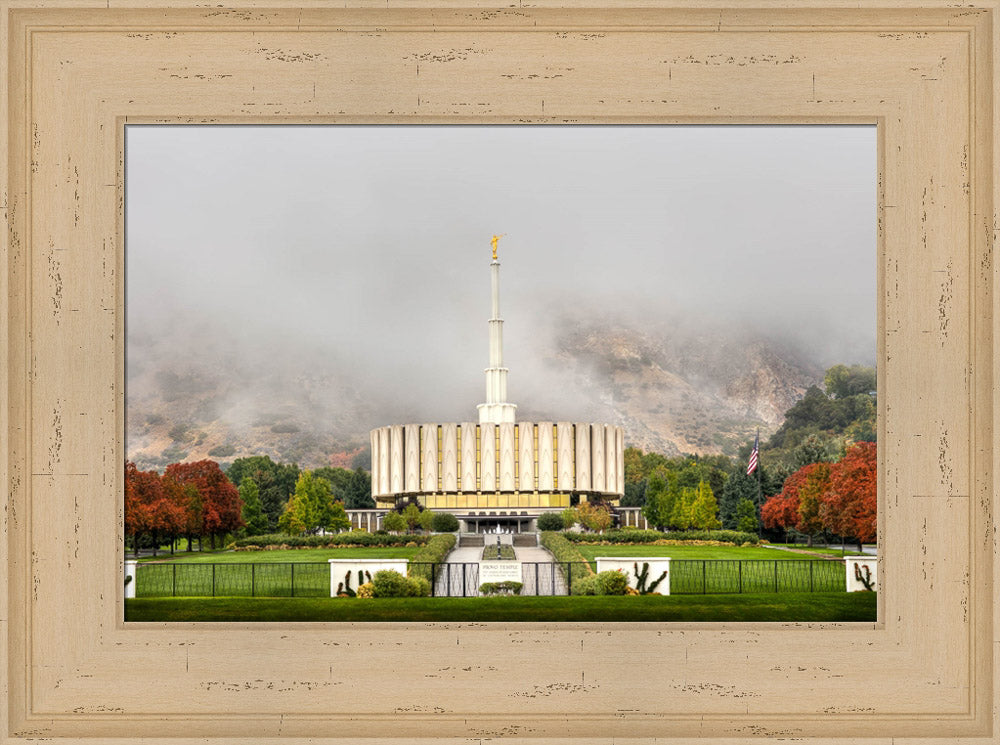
[573,544,845,593]
[767,544,866,557]
[574,544,835,562]
[125,592,876,623]
[135,548,422,598]
[141,547,420,564]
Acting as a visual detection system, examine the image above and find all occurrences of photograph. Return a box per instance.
[123,124,878,622]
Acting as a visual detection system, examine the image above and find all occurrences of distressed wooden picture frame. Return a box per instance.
[1,2,996,742]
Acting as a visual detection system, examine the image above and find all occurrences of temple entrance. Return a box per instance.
[459,513,534,534]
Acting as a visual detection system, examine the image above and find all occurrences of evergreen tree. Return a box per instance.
[735,497,758,535]
[238,477,268,537]
[720,471,757,529]
[344,468,374,509]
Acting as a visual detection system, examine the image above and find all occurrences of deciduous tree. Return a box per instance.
[165,459,244,548]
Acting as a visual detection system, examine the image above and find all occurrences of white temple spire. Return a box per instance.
[477,235,517,424]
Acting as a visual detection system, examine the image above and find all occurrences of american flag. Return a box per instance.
[746,429,759,476]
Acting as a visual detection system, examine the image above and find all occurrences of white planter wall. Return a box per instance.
[844,556,878,592]
[328,559,408,597]
[594,557,671,595]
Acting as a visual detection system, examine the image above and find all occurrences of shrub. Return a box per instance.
[371,570,411,597]
[407,576,431,597]
[596,569,629,595]
[560,507,578,529]
[408,533,457,583]
[356,582,375,598]
[536,512,564,531]
[540,531,591,567]
[432,512,460,532]
[571,574,598,596]
[479,581,523,596]
[208,444,236,457]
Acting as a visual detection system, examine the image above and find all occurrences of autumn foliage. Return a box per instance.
[761,442,875,547]
[125,459,244,554]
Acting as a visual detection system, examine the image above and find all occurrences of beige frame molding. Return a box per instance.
[1,2,997,742]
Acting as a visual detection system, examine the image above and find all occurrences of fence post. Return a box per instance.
[291,563,296,597]
[567,563,572,596]
[535,563,540,594]
[774,561,778,593]
[172,563,177,597]
[702,560,706,594]
[810,561,814,593]
[252,563,256,597]
[462,563,467,597]
[212,564,216,597]
[431,563,436,597]
[738,561,742,594]
[550,562,555,595]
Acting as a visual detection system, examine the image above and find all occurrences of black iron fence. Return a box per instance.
[420,561,589,597]
[135,562,330,598]
[669,559,844,594]
[134,558,845,598]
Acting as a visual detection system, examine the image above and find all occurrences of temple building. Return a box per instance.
[369,237,624,533]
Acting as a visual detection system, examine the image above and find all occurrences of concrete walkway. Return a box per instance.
[432,534,566,596]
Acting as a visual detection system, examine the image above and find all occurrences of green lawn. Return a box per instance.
[135,548,422,598]
[125,592,876,623]
[767,544,863,557]
[572,545,846,593]
[574,544,839,562]
[140,547,420,564]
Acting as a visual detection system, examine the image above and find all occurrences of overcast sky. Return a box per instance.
[126,125,875,415]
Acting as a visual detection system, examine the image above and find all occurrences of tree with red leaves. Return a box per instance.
[125,461,188,556]
[821,441,876,552]
[125,462,155,557]
[165,459,244,549]
[761,462,828,540]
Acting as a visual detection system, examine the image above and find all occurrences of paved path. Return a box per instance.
[433,534,567,596]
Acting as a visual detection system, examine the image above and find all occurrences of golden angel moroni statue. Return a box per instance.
[491,233,505,260]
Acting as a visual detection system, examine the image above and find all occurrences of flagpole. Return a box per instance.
[754,428,762,535]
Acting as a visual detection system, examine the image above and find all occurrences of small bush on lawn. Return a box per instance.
[408,576,431,597]
[356,582,375,598]
[536,512,564,531]
[371,570,427,597]
[479,581,523,596]
[595,570,629,595]
[571,574,598,596]
[432,512,460,532]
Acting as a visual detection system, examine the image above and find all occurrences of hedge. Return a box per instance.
[408,533,457,583]
[231,531,431,549]
[561,529,759,546]
[539,531,593,592]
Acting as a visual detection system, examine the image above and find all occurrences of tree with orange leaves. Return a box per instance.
[821,441,876,552]
[165,459,243,549]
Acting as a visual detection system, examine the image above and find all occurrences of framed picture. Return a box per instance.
[2,2,996,742]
